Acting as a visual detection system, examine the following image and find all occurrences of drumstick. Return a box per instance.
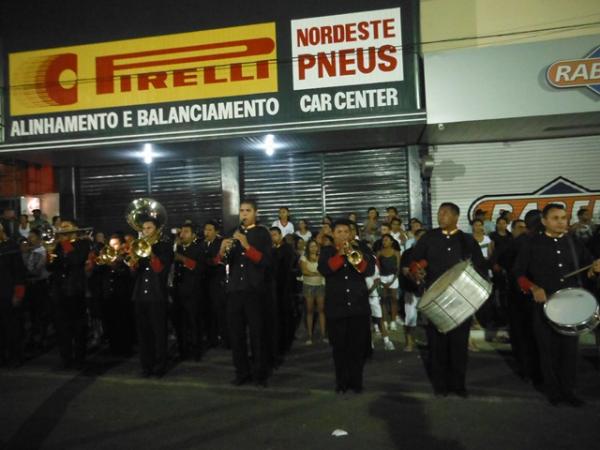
[563,264,593,279]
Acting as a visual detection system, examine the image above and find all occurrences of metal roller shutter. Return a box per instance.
[77,164,147,233]
[78,157,222,234]
[150,158,222,229]
[430,135,600,230]
[323,148,409,223]
[242,148,410,230]
[241,153,324,228]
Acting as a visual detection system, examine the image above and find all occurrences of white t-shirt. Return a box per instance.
[300,255,324,286]
[295,230,312,241]
[272,220,294,237]
[477,234,492,259]
[19,225,30,239]
[365,265,381,299]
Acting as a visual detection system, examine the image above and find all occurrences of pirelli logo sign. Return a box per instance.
[9,22,278,116]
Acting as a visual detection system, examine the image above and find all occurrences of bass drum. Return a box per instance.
[417,261,492,334]
[544,288,600,336]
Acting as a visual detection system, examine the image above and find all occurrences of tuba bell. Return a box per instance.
[125,198,167,261]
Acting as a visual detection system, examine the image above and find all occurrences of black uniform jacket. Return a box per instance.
[513,232,595,296]
[131,239,174,302]
[47,239,91,298]
[223,225,272,293]
[0,240,25,303]
[409,228,488,289]
[318,243,375,319]
[173,240,203,298]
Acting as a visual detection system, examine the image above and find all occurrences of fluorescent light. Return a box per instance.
[142,143,154,164]
[264,134,275,156]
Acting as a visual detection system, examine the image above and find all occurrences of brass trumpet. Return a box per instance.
[96,245,120,265]
[344,240,364,270]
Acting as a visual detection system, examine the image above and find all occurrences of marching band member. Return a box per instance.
[0,223,26,368]
[172,223,204,361]
[318,219,375,393]
[100,234,135,356]
[47,221,93,369]
[410,203,487,398]
[514,203,600,406]
[218,200,272,387]
[130,218,174,377]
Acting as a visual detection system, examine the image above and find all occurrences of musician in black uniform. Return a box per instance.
[0,223,26,368]
[130,218,174,377]
[217,200,272,386]
[172,223,204,360]
[47,221,93,369]
[201,221,227,348]
[503,215,541,383]
[410,203,487,398]
[318,219,375,394]
[100,234,134,356]
[270,226,297,358]
[514,203,600,406]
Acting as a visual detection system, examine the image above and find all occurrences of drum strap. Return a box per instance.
[566,235,583,288]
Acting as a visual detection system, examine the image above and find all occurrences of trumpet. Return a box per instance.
[344,240,364,270]
[96,245,120,265]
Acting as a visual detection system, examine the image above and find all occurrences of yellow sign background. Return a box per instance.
[9,22,278,116]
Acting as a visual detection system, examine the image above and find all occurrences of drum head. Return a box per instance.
[420,261,469,307]
[545,288,598,326]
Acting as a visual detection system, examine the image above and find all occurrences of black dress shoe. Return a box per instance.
[231,375,252,386]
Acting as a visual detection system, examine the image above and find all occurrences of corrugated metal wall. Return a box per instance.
[78,157,222,234]
[77,164,147,233]
[242,148,410,229]
[430,135,600,230]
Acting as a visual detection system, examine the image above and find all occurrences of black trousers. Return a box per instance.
[104,296,134,355]
[227,290,267,380]
[173,293,202,359]
[276,282,295,355]
[506,287,540,381]
[0,302,25,365]
[135,301,167,373]
[532,304,578,399]
[428,318,471,393]
[53,295,87,365]
[207,276,228,347]
[327,314,371,391]
[262,281,279,368]
[26,280,51,345]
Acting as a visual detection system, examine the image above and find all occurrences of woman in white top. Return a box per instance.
[18,214,30,239]
[272,206,294,237]
[295,219,312,242]
[470,218,494,351]
[300,239,326,345]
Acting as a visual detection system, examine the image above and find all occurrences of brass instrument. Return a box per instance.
[344,240,364,270]
[39,223,93,259]
[124,198,167,262]
[96,245,120,265]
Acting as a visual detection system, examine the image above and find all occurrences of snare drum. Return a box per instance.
[544,288,600,336]
[417,261,492,334]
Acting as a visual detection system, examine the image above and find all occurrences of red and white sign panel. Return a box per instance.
[291,8,403,91]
